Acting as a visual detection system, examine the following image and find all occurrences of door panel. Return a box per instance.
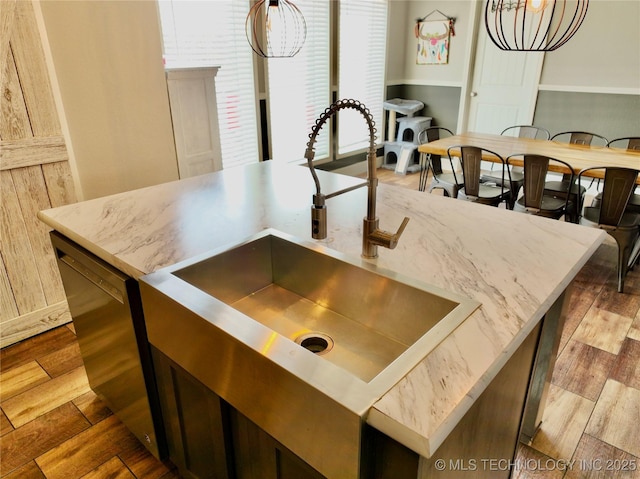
[0,0,77,347]
[466,7,544,134]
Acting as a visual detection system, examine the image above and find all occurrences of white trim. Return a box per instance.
[538,84,640,95]
[385,80,640,97]
[386,78,462,88]
[458,0,483,134]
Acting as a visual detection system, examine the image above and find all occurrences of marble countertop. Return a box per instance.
[38,161,606,458]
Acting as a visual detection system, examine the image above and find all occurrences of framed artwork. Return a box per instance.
[415,20,451,65]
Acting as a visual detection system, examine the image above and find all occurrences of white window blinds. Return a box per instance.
[338,0,388,156]
[158,0,260,169]
[266,0,331,163]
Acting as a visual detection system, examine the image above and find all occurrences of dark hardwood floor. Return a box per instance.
[1,169,639,478]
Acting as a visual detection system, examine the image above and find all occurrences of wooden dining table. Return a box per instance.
[417,131,640,182]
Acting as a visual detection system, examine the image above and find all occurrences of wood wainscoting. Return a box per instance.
[0,0,77,347]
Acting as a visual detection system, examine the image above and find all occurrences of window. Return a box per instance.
[158,0,260,169]
[267,0,388,164]
[159,0,388,167]
[266,0,331,163]
[338,0,388,156]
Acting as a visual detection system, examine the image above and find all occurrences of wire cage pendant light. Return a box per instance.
[485,0,589,51]
[246,0,307,58]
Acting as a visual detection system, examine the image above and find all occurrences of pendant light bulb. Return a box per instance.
[526,0,547,13]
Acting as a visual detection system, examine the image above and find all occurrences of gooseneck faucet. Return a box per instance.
[304,99,410,259]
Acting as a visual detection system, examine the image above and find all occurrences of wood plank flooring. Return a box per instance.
[1,168,639,478]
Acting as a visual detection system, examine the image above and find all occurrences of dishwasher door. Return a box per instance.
[51,232,165,459]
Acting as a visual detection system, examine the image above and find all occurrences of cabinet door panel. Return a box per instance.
[152,347,231,479]
[229,407,325,479]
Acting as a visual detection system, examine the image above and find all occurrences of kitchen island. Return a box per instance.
[39,161,606,478]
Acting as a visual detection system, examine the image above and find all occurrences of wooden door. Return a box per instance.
[0,0,77,347]
[464,4,544,134]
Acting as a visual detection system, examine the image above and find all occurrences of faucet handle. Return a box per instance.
[368,216,410,250]
[395,216,410,239]
[387,216,410,249]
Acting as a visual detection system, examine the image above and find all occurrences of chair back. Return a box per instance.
[551,131,608,146]
[418,127,456,192]
[606,137,640,151]
[418,126,454,144]
[578,167,640,227]
[418,127,454,179]
[501,125,550,140]
[449,145,507,199]
[508,154,574,212]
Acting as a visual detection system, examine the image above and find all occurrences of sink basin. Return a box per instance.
[173,231,477,382]
[140,229,479,478]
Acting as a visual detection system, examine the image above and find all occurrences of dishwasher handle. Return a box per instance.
[59,253,125,304]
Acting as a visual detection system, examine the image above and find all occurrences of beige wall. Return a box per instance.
[386,0,408,82]
[389,0,640,92]
[387,1,474,85]
[539,0,640,90]
[39,0,178,200]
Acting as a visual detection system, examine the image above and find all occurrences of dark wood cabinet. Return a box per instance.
[228,407,325,479]
[152,347,333,479]
[152,347,232,479]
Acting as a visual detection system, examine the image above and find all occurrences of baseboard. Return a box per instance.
[1,300,71,348]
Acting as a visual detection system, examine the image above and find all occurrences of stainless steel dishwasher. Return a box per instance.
[51,231,166,459]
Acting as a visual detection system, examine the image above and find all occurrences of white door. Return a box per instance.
[465,9,545,134]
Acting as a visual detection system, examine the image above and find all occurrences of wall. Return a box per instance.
[391,0,473,86]
[386,0,408,83]
[38,0,179,200]
[534,91,640,141]
[388,0,640,138]
[535,0,640,139]
[539,1,639,91]
[386,1,473,132]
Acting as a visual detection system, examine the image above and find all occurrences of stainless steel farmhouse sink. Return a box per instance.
[140,229,480,478]
[172,230,477,382]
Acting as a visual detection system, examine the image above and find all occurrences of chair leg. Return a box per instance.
[629,235,640,271]
[418,153,431,192]
[609,229,640,293]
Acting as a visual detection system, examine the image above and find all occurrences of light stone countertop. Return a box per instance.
[38,161,606,459]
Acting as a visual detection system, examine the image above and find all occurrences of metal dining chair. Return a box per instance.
[550,131,608,146]
[418,126,462,198]
[483,125,551,209]
[449,145,511,208]
[419,127,462,196]
[543,131,609,222]
[577,166,640,293]
[506,154,574,221]
[591,137,640,214]
[607,136,640,151]
[500,125,551,140]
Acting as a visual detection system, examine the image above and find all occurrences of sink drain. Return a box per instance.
[294,332,334,355]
